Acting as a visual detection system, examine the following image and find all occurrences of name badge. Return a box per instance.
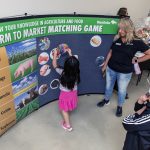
[126,43,133,45]
[116,43,121,45]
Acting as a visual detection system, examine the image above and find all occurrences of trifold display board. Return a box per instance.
[0,15,118,135]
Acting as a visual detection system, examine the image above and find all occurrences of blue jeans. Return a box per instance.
[104,67,132,106]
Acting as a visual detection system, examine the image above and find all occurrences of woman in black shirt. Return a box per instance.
[114,7,129,99]
[97,18,150,117]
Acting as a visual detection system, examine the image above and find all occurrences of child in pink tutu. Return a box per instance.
[52,49,80,131]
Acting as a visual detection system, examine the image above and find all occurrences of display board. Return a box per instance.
[0,38,39,135]
[0,15,118,135]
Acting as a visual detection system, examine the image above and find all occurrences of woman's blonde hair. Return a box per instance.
[118,18,135,43]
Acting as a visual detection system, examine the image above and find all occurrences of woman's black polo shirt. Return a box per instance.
[108,38,149,73]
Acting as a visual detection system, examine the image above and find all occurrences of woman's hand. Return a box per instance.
[132,57,138,64]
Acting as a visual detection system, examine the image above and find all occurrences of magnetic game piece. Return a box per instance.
[50,79,60,89]
[38,84,48,95]
[57,43,69,56]
[39,37,50,51]
[50,48,61,60]
[90,35,102,47]
[40,65,51,76]
[38,52,49,65]
[95,56,105,67]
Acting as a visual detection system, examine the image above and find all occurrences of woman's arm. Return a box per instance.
[102,49,112,72]
[135,106,146,115]
[134,102,145,112]
[134,94,149,111]
[137,49,150,63]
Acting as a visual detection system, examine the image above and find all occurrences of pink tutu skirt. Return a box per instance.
[59,90,78,112]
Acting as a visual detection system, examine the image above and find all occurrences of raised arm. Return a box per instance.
[134,94,148,112]
[52,49,58,69]
[52,48,73,69]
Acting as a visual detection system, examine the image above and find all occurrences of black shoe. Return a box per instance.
[97,99,110,107]
[125,93,129,99]
[116,106,122,117]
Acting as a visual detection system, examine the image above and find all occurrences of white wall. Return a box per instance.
[0,0,150,23]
